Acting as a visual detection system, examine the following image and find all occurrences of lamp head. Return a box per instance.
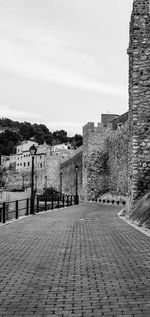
[75,165,79,172]
[30,144,37,156]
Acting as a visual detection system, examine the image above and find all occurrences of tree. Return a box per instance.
[52,130,67,144]
[19,122,34,139]
[0,117,83,156]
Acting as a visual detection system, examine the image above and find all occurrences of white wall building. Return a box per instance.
[52,143,71,152]
[16,140,38,171]
[1,141,74,174]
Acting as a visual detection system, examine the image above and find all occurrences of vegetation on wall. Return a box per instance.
[0,118,83,156]
[88,150,109,197]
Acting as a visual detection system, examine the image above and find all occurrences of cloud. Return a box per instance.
[0,29,127,98]
[0,105,83,135]
[47,121,83,136]
[0,105,46,122]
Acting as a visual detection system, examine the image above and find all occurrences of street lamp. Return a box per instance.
[29,144,37,214]
[0,171,2,188]
[35,174,38,194]
[60,172,63,198]
[75,165,79,205]
[22,173,25,191]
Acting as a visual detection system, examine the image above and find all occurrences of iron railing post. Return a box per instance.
[51,197,53,210]
[45,197,47,211]
[16,200,18,219]
[30,197,34,215]
[67,195,69,207]
[57,196,60,208]
[3,202,5,223]
[26,198,29,215]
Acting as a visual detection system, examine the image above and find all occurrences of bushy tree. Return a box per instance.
[0,118,83,156]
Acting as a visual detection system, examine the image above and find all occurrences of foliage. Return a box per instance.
[0,118,83,156]
[42,186,59,199]
[88,150,109,196]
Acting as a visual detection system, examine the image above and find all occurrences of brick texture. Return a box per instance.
[0,203,150,316]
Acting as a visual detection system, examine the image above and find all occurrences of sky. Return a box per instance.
[0,0,133,136]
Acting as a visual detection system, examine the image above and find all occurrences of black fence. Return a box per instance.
[0,194,79,224]
[92,197,126,207]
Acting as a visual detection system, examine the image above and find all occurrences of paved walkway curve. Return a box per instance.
[0,203,150,317]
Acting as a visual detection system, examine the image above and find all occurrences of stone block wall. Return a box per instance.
[81,118,129,201]
[128,0,150,206]
[60,150,82,196]
[107,123,129,196]
[82,120,113,200]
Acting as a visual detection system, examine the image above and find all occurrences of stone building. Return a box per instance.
[1,140,76,193]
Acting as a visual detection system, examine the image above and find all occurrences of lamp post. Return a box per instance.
[35,174,38,194]
[60,172,63,198]
[22,173,25,191]
[29,144,37,214]
[0,171,2,188]
[75,165,79,205]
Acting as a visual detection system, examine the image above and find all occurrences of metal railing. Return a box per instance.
[93,197,126,207]
[0,194,79,224]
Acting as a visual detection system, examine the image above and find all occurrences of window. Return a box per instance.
[28,162,30,166]
[24,163,26,167]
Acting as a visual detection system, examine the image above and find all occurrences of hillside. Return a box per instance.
[0,118,82,156]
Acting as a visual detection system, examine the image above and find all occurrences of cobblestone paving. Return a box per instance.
[0,203,150,317]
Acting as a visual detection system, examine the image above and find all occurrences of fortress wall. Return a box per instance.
[81,119,129,201]
[128,0,150,206]
[107,123,129,196]
[82,122,113,200]
[60,151,82,196]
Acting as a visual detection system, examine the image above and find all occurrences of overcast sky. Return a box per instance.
[0,0,133,136]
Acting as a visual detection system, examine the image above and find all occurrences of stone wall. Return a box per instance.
[128,0,150,206]
[81,118,129,201]
[82,120,114,200]
[107,123,129,196]
[60,149,82,196]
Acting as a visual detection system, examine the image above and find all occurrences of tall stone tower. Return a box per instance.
[128,0,150,205]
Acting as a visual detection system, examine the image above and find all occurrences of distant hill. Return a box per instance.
[0,118,83,156]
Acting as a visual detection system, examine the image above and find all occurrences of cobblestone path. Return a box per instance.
[0,203,150,317]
